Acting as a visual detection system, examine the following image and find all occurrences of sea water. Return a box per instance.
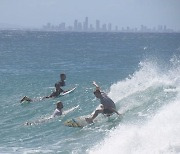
[0,31,180,154]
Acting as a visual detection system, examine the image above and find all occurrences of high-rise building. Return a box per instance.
[163,25,167,32]
[158,25,163,32]
[83,17,88,31]
[141,25,146,32]
[44,22,51,30]
[102,24,107,31]
[115,26,118,32]
[60,23,66,31]
[74,20,78,31]
[108,23,112,32]
[96,20,100,31]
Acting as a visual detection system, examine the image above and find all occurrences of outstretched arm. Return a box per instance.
[92,81,100,90]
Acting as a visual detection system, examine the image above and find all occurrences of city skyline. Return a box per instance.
[42,17,175,33]
[0,0,180,31]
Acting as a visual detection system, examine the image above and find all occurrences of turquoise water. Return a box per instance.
[0,31,180,154]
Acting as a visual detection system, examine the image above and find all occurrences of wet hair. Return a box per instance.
[93,89,101,95]
[60,74,66,80]
[57,101,63,109]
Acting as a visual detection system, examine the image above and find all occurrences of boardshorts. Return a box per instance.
[103,109,113,114]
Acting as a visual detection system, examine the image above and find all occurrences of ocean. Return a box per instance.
[0,30,180,154]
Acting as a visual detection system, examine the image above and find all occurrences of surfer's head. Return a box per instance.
[93,89,101,98]
[57,101,63,109]
[60,73,66,81]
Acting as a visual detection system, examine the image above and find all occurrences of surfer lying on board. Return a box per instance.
[20,82,63,102]
[26,101,64,125]
[86,81,121,123]
[44,82,63,99]
[45,73,67,98]
[51,101,64,118]
[20,74,67,102]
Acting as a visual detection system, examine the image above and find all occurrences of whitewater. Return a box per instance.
[89,56,180,154]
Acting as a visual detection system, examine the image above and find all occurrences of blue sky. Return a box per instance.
[0,0,180,30]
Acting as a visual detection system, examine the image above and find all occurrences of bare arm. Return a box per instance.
[92,81,100,90]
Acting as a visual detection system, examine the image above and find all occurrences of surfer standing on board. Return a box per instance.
[86,81,121,123]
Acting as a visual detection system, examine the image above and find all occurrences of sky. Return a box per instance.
[0,0,180,30]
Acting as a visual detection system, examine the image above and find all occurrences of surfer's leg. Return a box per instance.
[86,109,103,123]
[20,96,32,102]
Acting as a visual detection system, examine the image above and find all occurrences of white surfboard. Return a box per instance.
[60,87,76,96]
[25,105,79,126]
[20,87,76,104]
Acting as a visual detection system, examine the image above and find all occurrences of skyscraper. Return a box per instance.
[108,23,112,32]
[96,20,100,31]
[83,17,88,31]
[74,20,78,31]
[102,24,107,31]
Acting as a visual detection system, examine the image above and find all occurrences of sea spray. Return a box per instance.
[89,57,180,154]
[89,99,180,154]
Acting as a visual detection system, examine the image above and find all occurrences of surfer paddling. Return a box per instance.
[51,101,64,118]
[25,101,64,125]
[20,73,67,102]
[86,81,121,123]
[20,82,62,102]
[45,73,67,98]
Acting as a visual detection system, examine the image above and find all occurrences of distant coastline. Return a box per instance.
[41,17,177,33]
[0,28,179,34]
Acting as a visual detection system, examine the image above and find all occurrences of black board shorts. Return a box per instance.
[103,109,113,114]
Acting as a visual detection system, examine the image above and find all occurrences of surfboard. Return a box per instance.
[64,105,102,127]
[25,105,79,126]
[20,87,76,104]
[64,115,91,127]
[60,87,76,96]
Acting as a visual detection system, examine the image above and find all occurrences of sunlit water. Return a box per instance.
[0,31,180,154]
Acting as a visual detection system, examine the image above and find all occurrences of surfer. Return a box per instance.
[46,73,67,97]
[25,101,64,125]
[20,73,67,102]
[86,81,121,123]
[20,82,62,102]
[44,82,63,98]
[51,101,64,118]
[46,73,67,98]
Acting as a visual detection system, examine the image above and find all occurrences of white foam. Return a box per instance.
[110,58,180,103]
[89,57,180,154]
[89,98,180,154]
[109,60,160,102]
